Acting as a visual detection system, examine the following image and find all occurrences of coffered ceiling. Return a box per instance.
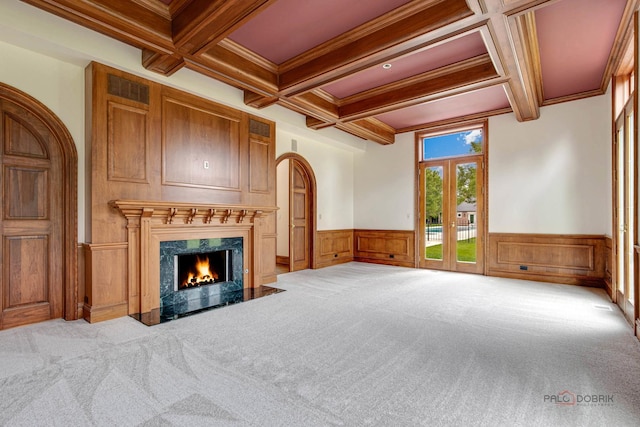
[21,0,636,144]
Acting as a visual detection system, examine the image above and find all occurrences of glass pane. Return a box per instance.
[423,129,483,160]
[425,166,443,260]
[617,126,625,293]
[456,162,477,263]
[627,112,634,302]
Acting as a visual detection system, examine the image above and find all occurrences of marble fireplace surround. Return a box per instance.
[111,200,276,324]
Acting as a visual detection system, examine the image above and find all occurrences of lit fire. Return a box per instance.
[183,255,218,288]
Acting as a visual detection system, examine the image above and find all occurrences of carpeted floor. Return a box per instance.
[1,262,639,426]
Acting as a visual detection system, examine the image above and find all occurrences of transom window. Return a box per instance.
[422,128,483,161]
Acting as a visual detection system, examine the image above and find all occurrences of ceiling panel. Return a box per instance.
[322,31,487,99]
[20,0,635,144]
[228,0,412,64]
[375,84,511,130]
[536,0,627,100]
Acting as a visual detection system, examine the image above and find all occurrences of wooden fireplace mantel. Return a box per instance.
[111,200,277,225]
[109,199,277,323]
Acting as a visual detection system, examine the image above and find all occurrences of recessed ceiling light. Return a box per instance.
[382,63,392,69]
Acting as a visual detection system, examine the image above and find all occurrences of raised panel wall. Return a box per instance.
[487,233,606,286]
[162,95,241,191]
[107,102,148,183]
[316,229,354,268]
[354,230,415,268]
[84,62,276,323]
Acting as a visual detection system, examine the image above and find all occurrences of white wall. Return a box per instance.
[354,132,416,230]
[353,98,612,235]
[489,94,611,235]
[276,128,355,231]
[0,40,87,240]
[0,1,613,239]
[0,0,362,242]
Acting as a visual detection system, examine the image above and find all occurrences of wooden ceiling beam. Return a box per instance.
[244,91,279,109]
[189,43,278,95]
[339,55,500,122]
[142,50,185,76]
[338,119,396,145]
[278,0,475,96]
[171,0,277,56]
[22,0,174,53]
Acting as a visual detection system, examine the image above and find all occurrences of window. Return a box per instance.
[422,128,483,161]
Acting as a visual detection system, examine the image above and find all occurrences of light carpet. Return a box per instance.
[1,262,639,426]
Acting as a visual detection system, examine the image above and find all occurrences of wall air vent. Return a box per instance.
[249,118,271,137]
[107,74,149,105]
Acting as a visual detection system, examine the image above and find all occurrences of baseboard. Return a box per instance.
[83,302,128,323]
[354,257,414,268]
[488,270,605,287]
[316,257,353,269]
[276,255,289,265]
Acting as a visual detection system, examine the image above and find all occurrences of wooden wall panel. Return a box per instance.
[247,116,275,207]
[83,243,128,323]
[254,213,277,285]
[354,230,415,268]
[487,233,606,287]
[162,95,242,190]
[107,102,148,183]
[316,229,354,268]
[86,63,161,244]
[84,62,276,322]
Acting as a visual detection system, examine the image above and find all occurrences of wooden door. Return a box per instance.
[614,99,635,323]
[0,98,64,329]
[419,155,485,274]
[290,160,310,271]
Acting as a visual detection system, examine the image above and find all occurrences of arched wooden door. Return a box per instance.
[0,84,77,330]
[276,153,316,273]
[290,159,311,271]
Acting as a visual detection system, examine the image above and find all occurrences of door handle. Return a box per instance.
[451,222,455,228]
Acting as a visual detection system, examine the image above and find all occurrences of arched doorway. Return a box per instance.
[276,153,316,272]
[0,83,78,329]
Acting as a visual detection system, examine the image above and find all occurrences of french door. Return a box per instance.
[419,155,484,274]
[614,98,635,323]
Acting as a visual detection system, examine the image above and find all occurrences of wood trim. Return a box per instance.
[315,229,354,268]
[110,201,272,318]
[276,255,290,265]
[354,229,415,268]
[276,153,317,269]
[487,233,606,287]
[0,83,79,321]
[605,236,614,300]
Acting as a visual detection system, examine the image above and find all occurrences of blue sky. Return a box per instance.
[423,129,482,160]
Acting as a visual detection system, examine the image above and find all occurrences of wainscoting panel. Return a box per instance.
[316,230,354,268]
[488,234,605,287]
[83,242,129,323]
[354,230,415,268]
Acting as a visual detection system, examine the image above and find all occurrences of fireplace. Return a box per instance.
[159,237,244,322]
[176,250,232,290]
[110,200,282,326]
